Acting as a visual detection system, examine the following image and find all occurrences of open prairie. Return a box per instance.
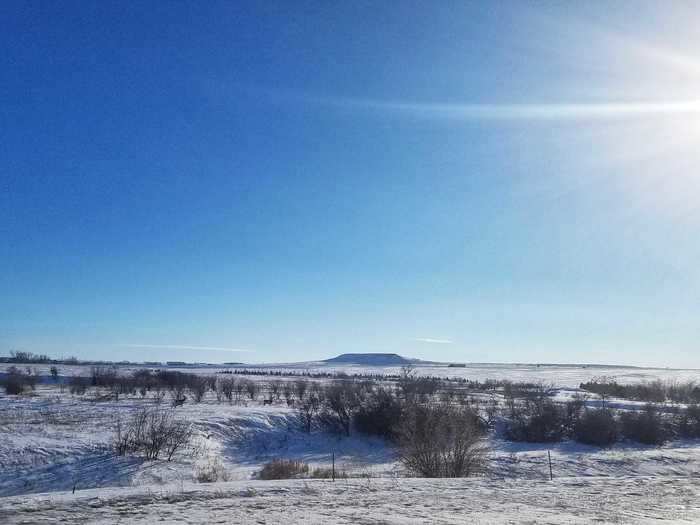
[2,360,700,523]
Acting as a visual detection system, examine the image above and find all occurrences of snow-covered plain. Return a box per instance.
[4,361,700,387]
[2,476,699,524]
[2,362,700,523]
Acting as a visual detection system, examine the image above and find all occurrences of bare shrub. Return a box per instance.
[69,376,90,395]
[398,367,440,403]
[398,404,488,478]
[220,377,235,403]
[580,379,700,404]
[319,382,361,436]
[113,408,193,461]
[282,382,294,405]
[1,367,37,395]
[258,458,309,480]
[244,380,258,401]
[190,377,208,403]
[294,379,309,402]
[310,466,347,479]
[164,419,195,460]
[354,387,403,440]
[505,396,566,443]
[195,456,229,483]
[110,377,137,401]
[620,404,668,445]
[269,380,282,401]
[297,394,321,433]
[234,379,246,403]
[170,387,188,407]
[678,404,700,438]
[574,409,618,446]
[3,375,25,395]
[91,366,118,387]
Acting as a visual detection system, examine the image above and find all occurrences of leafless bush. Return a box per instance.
[91,366,118,387]
[297,394,321,433]
[620,404,669,445]
[319,381,361,436]
[170,385,188,406]
[113,408,194,461]
[269,380,282,401]
[398,367,440,403]
[580,379,700,404]
[354,387,403,440]
[294,379,308,402]
[3,376,25,395]
[69,376,90,395]
[678,404,700,438]
[244,379,258,401]
[258,458,309,480]
[220,377,235,403]
[195,456,229,483]
[110,377,138,401]
[234,379,246,403]
[282,382,294,405]
[189,377,208,403]
[505,396,566,443]
[574,409,618,446]
[310,466,347,479]
[1,367,37,394]
[398,404,488,478]
[214,379,224,402]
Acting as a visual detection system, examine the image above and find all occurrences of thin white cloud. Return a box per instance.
[119,344,254,353]
[323,96,700,121]
[231,85,700,122]
[414,338,453,344]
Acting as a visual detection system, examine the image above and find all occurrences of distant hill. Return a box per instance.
[323,353,423,366]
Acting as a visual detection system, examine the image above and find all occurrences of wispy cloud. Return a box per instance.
[118,344,254,353]
[414,338,453,344]
[322,96,700,121]
[226,84,700,122]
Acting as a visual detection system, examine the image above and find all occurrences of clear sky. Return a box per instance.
[2,1,699,367]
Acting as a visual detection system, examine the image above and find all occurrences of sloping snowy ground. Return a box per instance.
[0,387,397,497]
[3,384,700,498]
[1,476,699,524]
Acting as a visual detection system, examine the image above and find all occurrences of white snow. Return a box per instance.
[1,476,699,524]
[2,362,700,523]
[5,361,700,388]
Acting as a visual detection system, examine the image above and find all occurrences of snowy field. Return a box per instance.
[4,361,700,387]
[1,476,699,524]
[2,362,700,523]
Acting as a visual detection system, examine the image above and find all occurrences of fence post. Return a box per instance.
[332,452,335,482]
[548,451,553,481]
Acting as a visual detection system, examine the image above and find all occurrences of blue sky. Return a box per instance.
[2,1,699,366]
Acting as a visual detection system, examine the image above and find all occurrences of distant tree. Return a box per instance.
[269,380,282,402]
[294,379,309,402]
[297,394,321,433]
[282,382,294,405]
[190,377,208,403]
[245,380,258,401]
